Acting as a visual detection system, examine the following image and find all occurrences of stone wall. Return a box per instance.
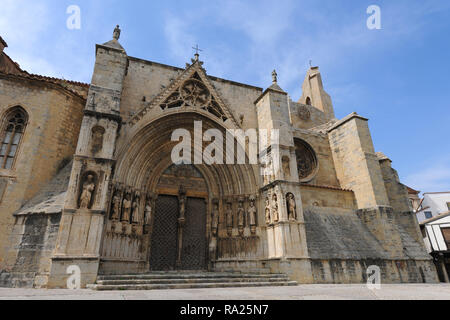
[0,75,85,269]
[0,213,61,288]
[303,206,438,283]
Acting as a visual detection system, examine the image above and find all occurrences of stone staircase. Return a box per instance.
[88,271,297,291]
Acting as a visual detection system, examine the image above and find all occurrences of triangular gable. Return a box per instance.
[130,61,240,128]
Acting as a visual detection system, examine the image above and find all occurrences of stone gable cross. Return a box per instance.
[192,44,203,55]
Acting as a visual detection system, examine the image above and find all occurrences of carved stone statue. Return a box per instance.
[91,126,105,154]
[211,200,219,236]
[121,193,131,222]
[131,195,140,224]
[248,196,257,234]
[287,193,297,221]
[237,198,245,236]
[79,174,95,209]
[113,25,121,40]
[271,193,279,223]
[110,189,121,220]
[226,201,233,236]
[144,197,153,226]
[265,197,271,225]
[282,156,291,179]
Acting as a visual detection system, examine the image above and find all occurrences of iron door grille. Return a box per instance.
[180,197,207,270]
[149,195,179,271]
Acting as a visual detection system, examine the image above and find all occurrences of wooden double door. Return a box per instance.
[149,195,207,271]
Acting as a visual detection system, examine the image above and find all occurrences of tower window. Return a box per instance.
[0,107,28,169]
[305,97,312,105]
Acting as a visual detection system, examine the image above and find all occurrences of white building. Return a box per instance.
[416,192,450,224]
[421,213,450,282]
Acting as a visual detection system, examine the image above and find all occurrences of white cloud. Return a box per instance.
[164,14,197,63]
[404,158,450,193]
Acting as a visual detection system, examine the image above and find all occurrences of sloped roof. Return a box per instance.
[420,211,450,225]
[15,160,72,216]
[0,36,7,48]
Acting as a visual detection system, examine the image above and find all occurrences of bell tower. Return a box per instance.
[299,66,335,120]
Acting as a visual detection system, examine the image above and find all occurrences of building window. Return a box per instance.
[424,211,433,220]
[0,107,28,169]
[447,202,450,211]
[305,97,312,105]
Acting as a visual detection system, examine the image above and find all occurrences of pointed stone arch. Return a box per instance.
[129,61,241,129]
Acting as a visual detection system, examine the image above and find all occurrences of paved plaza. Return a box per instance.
[1,284,450,300]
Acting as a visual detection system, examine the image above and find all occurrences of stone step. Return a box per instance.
[96,277,289,286]
[97,273,288,281]
[89,281,298,291]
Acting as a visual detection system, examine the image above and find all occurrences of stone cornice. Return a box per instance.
[0,71,87,102]
[254,87,288,105]
[327,112,369,133]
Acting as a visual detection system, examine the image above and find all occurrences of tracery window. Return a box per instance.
[0,107,28,169]
[294,138,318,181]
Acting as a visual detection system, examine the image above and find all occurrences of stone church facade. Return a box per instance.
[0,27,438,288]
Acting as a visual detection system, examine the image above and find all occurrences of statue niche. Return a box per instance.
[282,156,291,180]
[248,196,257,234]
[265,197,271,225]
[286,193,297,221]
[211,199,219,237]
[110,186,122,220]
[121,191,132,223]
[237,197,245,236]
[225,200,233,237]
[271,193,279,224]
[144,193,155,226]
[131,192,141,225]
[78,172,97,210]
[91,126,105,155]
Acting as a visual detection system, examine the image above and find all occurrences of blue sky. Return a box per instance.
[1,0,449,193]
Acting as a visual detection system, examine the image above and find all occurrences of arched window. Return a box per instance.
[305,97,312,105]
[0,107,28,169]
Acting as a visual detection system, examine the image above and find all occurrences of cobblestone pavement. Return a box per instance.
[1,284,450,300]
